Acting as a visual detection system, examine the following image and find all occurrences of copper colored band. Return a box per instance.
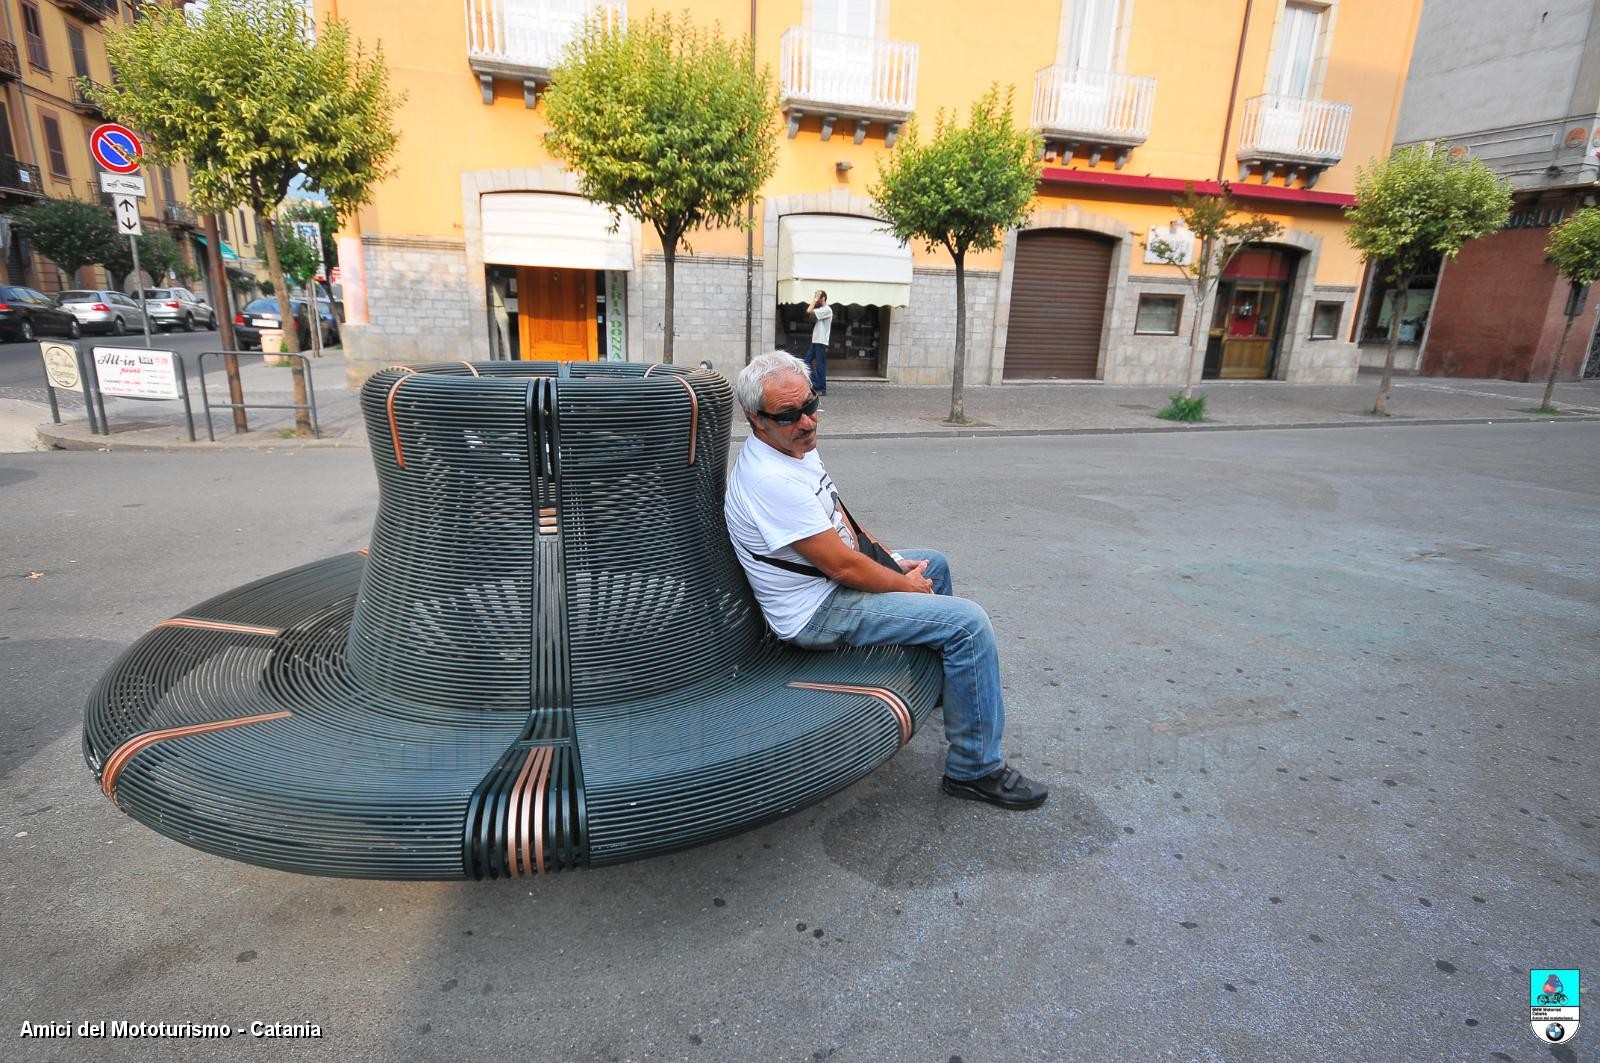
[788,681,913,746]
[532,746,554,875]
[157,617,282,637]
[356,547,369,556]
[670,376,699,465]
[459,361,481,377]
[100,710,294,802]
[384,365,419,374]
[386,375,412,469]
[538,506,558,536]
[507,746,540,877]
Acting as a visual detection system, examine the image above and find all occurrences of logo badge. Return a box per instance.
[1530,969,1580,1045]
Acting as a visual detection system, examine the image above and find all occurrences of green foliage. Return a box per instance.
[281,199,339,270]
[260,278,275,296]
[92,0,402,220]
[545,12,777,248]
[1345,143,1511,284]
[9,198,118,278]
[1156,392,1207,422]
[274,220,322,285]
[869,85,1040,260]
[101,226,189,291]
[1547,206,1600,287]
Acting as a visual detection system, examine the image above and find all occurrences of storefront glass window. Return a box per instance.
[1134,293,1181,334]
[1361,254,1440,345]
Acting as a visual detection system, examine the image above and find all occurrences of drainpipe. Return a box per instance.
[744,0,756,365]
[1217,0,1254,183]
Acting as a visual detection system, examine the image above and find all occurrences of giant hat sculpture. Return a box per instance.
[83,362,942,879]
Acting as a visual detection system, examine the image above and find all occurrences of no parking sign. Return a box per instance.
[89,123,143,174]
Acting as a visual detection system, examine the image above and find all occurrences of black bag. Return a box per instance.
[752,500,901,577]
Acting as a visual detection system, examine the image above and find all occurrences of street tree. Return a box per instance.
[545,11,777,364]
[92,0,400,433]
[275,223,322,288]
[103,226,190,292]
[871,85,1039,424]
[281,198,340,278]
[1541,206,1600,411]
[8,198,117,284]
[1345,143,1511,415]
[1147,184,1282,412]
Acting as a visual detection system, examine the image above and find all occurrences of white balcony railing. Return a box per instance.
[1237,93,1351,163]
[465,0,624,77]
[1031,66,1155,147]
[779,27,917,119]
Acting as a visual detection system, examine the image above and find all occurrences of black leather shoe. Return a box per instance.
[941,765,1048,810]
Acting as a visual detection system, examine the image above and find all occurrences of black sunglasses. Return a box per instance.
[757,392,821,426]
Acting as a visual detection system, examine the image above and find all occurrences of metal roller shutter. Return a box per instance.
[1003,231,1115,380]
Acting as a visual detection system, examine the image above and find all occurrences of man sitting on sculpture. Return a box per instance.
[724,352,1048,811]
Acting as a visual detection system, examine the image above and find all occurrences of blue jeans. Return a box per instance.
[790,549,1004,781]
[804,343,828,393]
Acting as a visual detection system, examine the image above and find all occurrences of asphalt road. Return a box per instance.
[2,422,1597,1062]
[0,328,224,390]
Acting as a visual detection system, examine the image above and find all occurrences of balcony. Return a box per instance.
[72,78,106,116]
[1031,66,1156,169]
[464,0,625,107]
[57,0,117,22]
[779,27,917,145]
[0,40,20,81]
[164,201,199,228]
[1236,93,1352,187]
[0,157,43,198]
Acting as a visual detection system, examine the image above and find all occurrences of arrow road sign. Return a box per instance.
[89,123,143,175]
[113,194,143,236]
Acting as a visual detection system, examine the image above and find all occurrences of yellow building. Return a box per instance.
[0,0,221,294]
[327,0,1422,386]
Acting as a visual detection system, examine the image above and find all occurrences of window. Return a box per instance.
[0,104,15,159]
[812,0,879,36]
[1270,2,1325,97]
[220,212,230,241]
[68,26,90,80]
[40,115,68,178]
[1361,254,1439,345]
[1309,301,1342,339]
[160,165,175,202]
[254,214,263,243]
[1064,0,1119,72]
[1134,293,1182,335]
[21,3,47,70]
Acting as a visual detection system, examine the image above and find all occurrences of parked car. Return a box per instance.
[54,290,150,336]
[137,286,217,331]
[0,285,81,342]
[233,297,339,351]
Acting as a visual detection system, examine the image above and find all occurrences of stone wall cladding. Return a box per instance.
[1105,274,1195,386]
[635,253,754,370]
[343,234,474,376]
[899,268,1000,385]
[1291,284,1362,383]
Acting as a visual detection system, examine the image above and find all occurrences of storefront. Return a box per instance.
[1204,245,1301,379]
[480,192,631,362]
[774,214,911,379]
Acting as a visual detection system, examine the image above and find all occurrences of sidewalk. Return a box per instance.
[22,359,1600,452]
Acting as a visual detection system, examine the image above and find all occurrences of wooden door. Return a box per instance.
[1003,230,1113,380]
[519,266,595,361]
[1218,283,1280,379]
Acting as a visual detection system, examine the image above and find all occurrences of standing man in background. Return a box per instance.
[805,290,832,395]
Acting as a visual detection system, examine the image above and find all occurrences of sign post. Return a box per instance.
[90,124,152,348]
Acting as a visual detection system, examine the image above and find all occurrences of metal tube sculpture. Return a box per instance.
[83,362,942,879]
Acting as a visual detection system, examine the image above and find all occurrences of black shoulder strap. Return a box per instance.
[746,499,898,579]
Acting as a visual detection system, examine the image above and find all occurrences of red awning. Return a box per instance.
[1039,167,1356,208]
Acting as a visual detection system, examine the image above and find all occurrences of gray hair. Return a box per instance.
[734,352,811,415]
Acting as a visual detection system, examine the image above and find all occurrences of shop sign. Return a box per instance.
[93,347,180,400]
[1505,207,1568,230]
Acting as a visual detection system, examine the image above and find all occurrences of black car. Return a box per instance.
[233,297,339,351]
[0,285,81,342]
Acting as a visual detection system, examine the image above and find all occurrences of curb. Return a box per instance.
[37,426,361,453]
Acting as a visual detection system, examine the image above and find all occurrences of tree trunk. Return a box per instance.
[1374,277,1410,416]
[204,212,245,433]
[260,211,312,436]
[660,237,676,365]
[1181,237,1216,400]
[949,249,967,424]
[1542,281,1583,410]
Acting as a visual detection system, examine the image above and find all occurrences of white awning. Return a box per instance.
[776,214,912,307]
[481,193,633,271]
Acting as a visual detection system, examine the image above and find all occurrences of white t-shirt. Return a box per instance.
[724,435,858,639]
[810,304,833,346]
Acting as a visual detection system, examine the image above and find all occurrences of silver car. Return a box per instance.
[55,290,150,337]
[138,286,217,331]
